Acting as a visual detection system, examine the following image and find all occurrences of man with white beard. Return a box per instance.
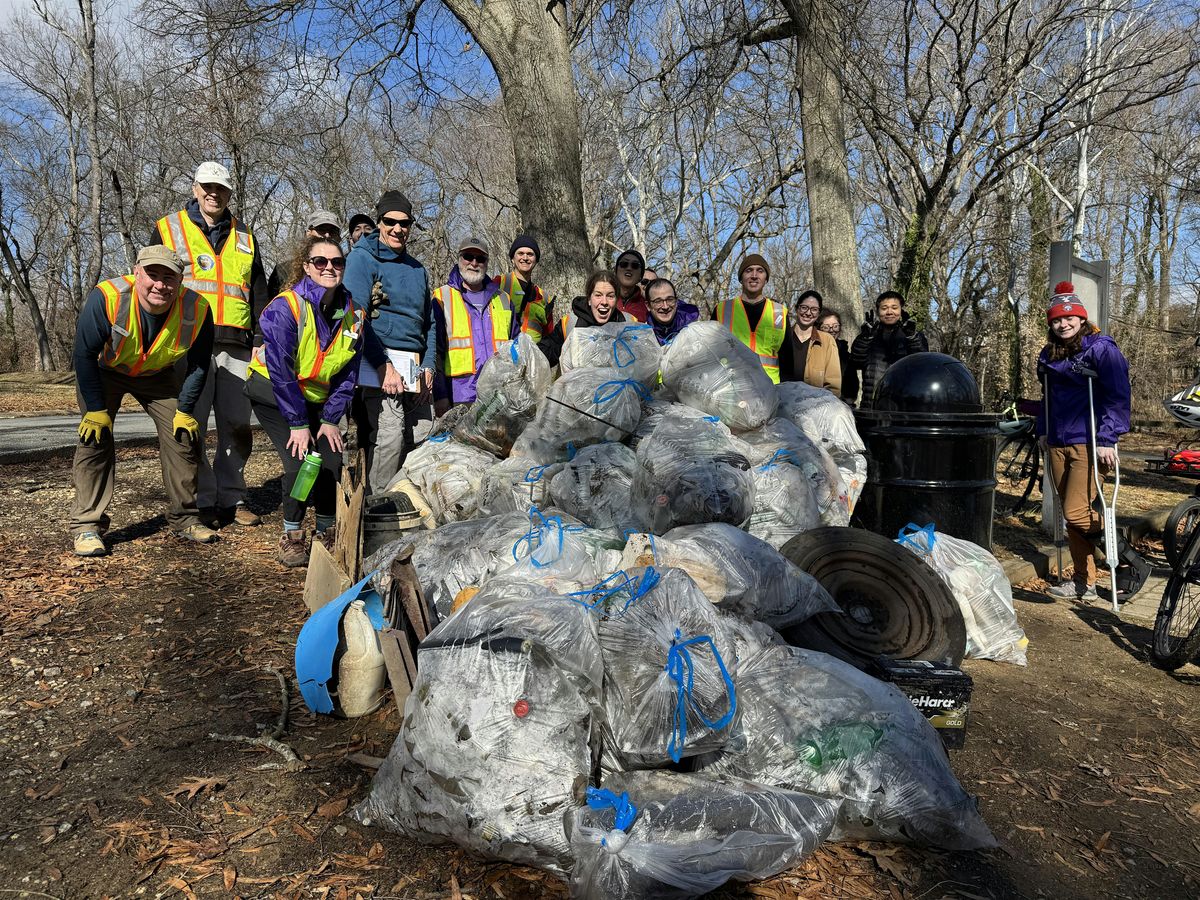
[431,236,517,415]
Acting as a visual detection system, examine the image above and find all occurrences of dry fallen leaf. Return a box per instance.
[317,797,349,819]
[223,865,237,891]
[164,776,224,801]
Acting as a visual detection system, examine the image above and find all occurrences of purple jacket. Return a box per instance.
[651,301,700,345]
[259,276,362,427]
[1035,333,1130,447]
[432,265,509,404]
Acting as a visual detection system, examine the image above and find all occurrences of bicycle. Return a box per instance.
[1148,454,1200,670]
[995,396,1042,513]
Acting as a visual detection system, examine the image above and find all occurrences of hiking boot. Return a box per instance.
[314,526,336,554]
[229,505,262,527]
[277,529,309,568]
[1046,581,1098,600]
[73,531,107,557]
[178,523,220,544]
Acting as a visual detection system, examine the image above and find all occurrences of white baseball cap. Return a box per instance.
[193,161,233,190]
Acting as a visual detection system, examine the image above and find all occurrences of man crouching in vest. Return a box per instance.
[70,246,219,557]
[713,252,788,384]
[152,161,268,529]
[432,236,515,416]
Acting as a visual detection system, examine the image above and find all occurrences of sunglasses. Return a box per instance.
[616,260,642,271]
[307,255,346,270]
[380,216,413,229]
[461,252,488,264]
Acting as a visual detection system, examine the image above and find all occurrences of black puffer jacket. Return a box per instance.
[539,294,626,368]
[850,312,928,407]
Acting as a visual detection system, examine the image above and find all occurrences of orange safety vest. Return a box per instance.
[716,296,787,383]
[96,275,208,376]
[248,291,365,402]
[434,285,513,376]
[157,210,255,330]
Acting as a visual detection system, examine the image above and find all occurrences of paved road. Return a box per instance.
[0,412,229,464]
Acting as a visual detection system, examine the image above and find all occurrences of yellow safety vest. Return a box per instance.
[495,273,548,342]
[716,296,787,383]
[434,285,513,377]
[96,275,208,376]
[157,210,255,331]
[248,291,365,403]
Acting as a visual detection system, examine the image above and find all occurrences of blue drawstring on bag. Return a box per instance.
[511,506,581,568]
[895,521,937,558]
[510,339,520,364]
[612,324,651,369]
[759,448,798,471]
[428,431,451,443]
[586,787,638,847]
[594,378,652,406]
[664,629,737,763]
[566,566,661,615]
[524,464,550,483]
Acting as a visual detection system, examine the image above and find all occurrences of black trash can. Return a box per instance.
[853,352,1000,548]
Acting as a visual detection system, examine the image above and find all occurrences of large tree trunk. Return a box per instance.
[440,0,592,305]
[788,0,862,335]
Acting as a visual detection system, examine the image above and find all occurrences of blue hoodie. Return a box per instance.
[343,232,436,370]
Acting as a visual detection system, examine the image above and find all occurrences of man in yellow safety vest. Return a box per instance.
[151,161,268,528]
[70,245,219,556]
[713,252,788,383]
[432,236,515,415]
[492,234,549,343]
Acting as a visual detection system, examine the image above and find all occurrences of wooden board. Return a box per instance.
[303,540,353,613]
[334,449,367,579]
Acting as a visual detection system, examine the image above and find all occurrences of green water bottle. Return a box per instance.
[290,450,323,502]
[796,722,883,771]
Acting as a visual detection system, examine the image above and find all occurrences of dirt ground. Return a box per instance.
[2,436,1199,900]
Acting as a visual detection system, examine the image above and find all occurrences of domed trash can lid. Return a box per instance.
[874,352,982,413]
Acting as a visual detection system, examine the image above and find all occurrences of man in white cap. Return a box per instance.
[70,245,218,556]
[151,161,269,528]
[432,236,515,414]
[266,209,342,298]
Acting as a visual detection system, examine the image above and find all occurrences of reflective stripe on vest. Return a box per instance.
[495,273,548,341]
[718,296,786,383]
[434,285,513,377]
[157,211,255,330]
[248,291,364,403]
[97,276,208,376]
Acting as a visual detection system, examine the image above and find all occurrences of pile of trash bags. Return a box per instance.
[353,321,997,898]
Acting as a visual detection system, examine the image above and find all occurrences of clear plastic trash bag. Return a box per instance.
[738,418,850,526]
[631,417,755,534]
[512,366,646,463]
[568,772,838,900]
[487,507,624,596]
[746,453,823,549]
[560,322,662,389]
[549,442,640,534]
[775,381,867,511]
[659,321,778,432]
[697,643,997,851]
[476,455,564,517]
[352,581,604,875]
[630,398,730,450]
[620,523,836,630]
[399,433,499,524]
[896,523,1029,666]
[594,566,739,769]
[453,333,553,456]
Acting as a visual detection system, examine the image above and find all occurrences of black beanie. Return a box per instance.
[374,190,414,222]
[509,234,540,261]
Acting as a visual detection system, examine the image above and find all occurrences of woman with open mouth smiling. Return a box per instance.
[538,270,627,368]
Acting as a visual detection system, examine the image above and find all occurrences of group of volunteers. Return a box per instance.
[70,161,1134,602]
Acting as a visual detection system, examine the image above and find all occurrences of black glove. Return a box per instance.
[860,310,877,338]
[901,311,918,338]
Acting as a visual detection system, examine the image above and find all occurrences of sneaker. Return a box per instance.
[178,523,220,544]
[230,505,262,527]
[1046,581,1098,600]
[314,526,336,554]
[277,529,309,568]
[73,531,107,557]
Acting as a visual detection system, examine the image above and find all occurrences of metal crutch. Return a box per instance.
[1041,369,1067,582]
[1079,364,1121,614]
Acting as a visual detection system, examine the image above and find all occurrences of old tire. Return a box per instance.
[780,526,967,667]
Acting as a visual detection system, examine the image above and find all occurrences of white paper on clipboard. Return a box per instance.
[359,350,421,391]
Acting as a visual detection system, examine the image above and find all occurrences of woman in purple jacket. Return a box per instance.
[1037,282,1132,600]
[246,236,367,567]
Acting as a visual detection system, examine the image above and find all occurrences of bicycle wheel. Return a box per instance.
[995,435,1038,508]
[1163,496,1200,569]
[1151,529,1200,671]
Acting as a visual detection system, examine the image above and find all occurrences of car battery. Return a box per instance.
[866,657,973,750]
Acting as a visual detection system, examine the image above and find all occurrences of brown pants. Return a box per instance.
[1046,444,1100,586]
[70,368,202,535]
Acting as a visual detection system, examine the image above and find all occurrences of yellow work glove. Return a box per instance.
[78,411,112,446]
[173,410,200,445]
